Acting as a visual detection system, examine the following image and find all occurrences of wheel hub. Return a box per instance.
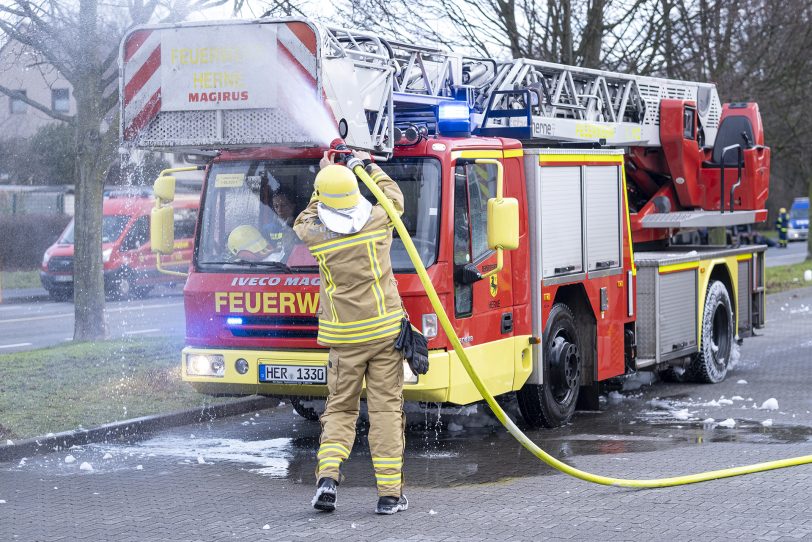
[549,336,580,404]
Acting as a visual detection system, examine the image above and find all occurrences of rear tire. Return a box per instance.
[691,280,734,383]
[517,303,582,428]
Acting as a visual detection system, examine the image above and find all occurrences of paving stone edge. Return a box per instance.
[0,395,278,463]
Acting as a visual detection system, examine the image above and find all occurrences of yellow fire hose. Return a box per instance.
[352,162,812,488]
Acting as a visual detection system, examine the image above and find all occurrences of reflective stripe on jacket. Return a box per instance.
[293,164,405,345]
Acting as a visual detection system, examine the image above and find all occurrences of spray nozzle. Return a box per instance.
[327,138,353,164]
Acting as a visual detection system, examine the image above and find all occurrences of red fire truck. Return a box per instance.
[120,18,768,427]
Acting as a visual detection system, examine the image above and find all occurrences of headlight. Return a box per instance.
[403,360,418,385]
[186,354,226,377]
[42,251,51,267]
[422,313,438,339]
[102,248,113,262]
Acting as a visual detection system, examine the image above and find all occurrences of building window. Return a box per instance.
[9,90,26,114]
[52,88,70,113]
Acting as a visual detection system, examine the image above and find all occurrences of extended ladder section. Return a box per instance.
[472,59,721,147]
[121,17,728,155]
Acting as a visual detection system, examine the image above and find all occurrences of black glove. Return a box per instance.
[394,318,429,376]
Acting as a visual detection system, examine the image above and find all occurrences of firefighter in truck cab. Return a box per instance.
[293,149,410,515]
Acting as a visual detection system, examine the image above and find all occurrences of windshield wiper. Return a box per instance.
[200,260,293,273]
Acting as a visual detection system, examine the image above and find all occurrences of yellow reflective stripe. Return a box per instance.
[371,170,388,181]
[316,254,338,321]
[375,474,402,482]
[319,310,403,331]
[318,321,402,341]
[374,463,403,469]
[312,234,389,257]
[367,242,386,316]
[372,457,403,462]
[317,327,401,345]
[318,443,350,457]
[318,458,343,468]
[503,149,524,158]
[310,228,389,254]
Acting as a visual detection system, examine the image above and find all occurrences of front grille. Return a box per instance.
[227,316,318,339]
[48,256,73,273]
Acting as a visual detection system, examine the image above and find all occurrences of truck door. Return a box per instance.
[451,158,515,395]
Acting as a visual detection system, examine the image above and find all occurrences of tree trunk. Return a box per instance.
[73,0,107,341]
[807,179,812,261]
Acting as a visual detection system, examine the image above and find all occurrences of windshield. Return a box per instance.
[60,215,131,245]
[197,157,441,272]
[790,206,808,220]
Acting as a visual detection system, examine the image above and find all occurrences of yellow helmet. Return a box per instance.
[227,225,270,260]
[779,207,787,213]
[314,165,359,210]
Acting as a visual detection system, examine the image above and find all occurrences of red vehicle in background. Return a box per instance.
[40,191,199,301]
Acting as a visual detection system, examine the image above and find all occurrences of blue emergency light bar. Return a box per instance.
[226,317,243,326]
[436,100,471,137]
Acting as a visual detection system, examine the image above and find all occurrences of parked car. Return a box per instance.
[40,191,199,301]
[788,197,809,241]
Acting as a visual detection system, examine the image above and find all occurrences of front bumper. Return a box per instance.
[181,346,452,402]
[788,228,808,241]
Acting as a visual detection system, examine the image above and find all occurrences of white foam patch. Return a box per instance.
[112,436,292,477]
[761,419,773,427]
[759,398,779,411]
[718,418,736,428]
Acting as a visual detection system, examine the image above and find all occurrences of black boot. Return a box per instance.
[312,477,338,512]
[375,494,408,515]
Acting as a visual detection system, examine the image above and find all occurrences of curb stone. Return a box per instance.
[0,395,278,463]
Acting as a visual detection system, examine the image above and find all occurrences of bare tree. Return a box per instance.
[0,0,226,340]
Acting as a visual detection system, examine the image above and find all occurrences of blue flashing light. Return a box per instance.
[437,100,471,136]
[226,317,243,326]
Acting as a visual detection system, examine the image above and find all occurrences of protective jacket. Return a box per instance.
[293,163,405,346]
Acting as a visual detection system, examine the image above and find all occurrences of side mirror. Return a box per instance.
[487,197,519,250]
[154,175,176,203]
[150,206,174,255]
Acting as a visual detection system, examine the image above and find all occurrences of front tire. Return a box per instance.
[691,280,734,383]
[517,303,582,428]
[290,397,324,421]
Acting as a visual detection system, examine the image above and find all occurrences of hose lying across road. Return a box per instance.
[352,161,812,488]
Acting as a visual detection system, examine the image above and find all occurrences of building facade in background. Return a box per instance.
[0,39,75,140]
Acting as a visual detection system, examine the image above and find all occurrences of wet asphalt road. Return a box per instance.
[0,288,184,352]
[765,240,808,268]
[1,287,811,540]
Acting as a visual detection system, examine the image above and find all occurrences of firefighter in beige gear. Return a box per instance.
[294,149,408,515]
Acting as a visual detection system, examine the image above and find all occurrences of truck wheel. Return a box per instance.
[109,271,136,300]
[660,364,693,383]
[691,280,734,383]
[290,397,324,421]
[517,303,582,428]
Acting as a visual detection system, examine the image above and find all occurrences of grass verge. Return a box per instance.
[1,269,42,290]
[766,260,812,293]
[0,338,230,440]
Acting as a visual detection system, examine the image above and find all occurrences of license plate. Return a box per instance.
[259,364,326,384]
[52,275,73,283]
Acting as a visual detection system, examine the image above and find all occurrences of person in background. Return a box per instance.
[264,189,298,258]
[776,207,789,248]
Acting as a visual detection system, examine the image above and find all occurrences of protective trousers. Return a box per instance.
[315,337,406,497]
